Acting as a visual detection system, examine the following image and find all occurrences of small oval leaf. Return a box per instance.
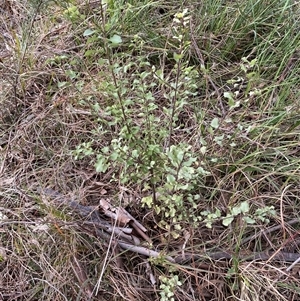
[222,216,234,227]
[210,117,219,129]
[83,28,96,36]
[109,34,122,44]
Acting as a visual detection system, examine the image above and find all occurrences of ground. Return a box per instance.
[0,0,300,300]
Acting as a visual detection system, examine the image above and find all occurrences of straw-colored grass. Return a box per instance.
[1,0,300,300]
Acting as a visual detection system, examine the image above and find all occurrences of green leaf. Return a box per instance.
[249,58,257,67]
[95,156,109,173]
[200,146,207,154]
[65,69,77,80]
[173,52,183,62]
[214,134,224,146]
[243,216,256,224]
[222,215,234,226]
[102,146,109,154]
[240,201,250,213]
[167,174,176,183]
[83,28,96,36]
[174,224,181,230]
[228,97,236,108]
[231,206,241,216]
[141,196,153,208]
[57,81,68,88]
[210,118,219,129]
[132,149,139,158]
[109,34,122,44]
[224,91,240,109]
[171,231,180,239]
[196,166,210,176]
[215,208,221,217]
[205,221,212,228]
[110,151,119,161]
[224,91,234,100]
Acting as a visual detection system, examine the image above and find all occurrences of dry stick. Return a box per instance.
[37,189,300,265]
[83,221,140,245]
[175,250,300,264]
[71,203,300,263]
[280,185,292,241]
[118,242,175,263]
[125,211,147,232]
[81,222,133,234]
[94,210,118,295]
[71,255,93,299]
[286,255,300,272]
[87,221,300,264]
[129,221,152,244]
[241,218,300,245]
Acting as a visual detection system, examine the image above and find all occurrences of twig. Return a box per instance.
[36,188,300,267]
[71,254,93,299]
[241,218,300,245]
[94,209,118,295]
[118,241,175,263]
[286,255,300,272]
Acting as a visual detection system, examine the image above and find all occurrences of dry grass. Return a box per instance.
[1,0,300,300]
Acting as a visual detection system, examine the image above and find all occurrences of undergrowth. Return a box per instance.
[0,0,300,300]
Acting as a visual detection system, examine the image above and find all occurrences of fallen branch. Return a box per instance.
[37,188,300,266]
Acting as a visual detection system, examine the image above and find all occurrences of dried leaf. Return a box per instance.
[99,198,112,211]
[115,207,131,225]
